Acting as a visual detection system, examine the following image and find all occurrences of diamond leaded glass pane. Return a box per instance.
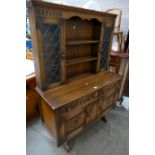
[41,24,61,85]
[100,27,113,69]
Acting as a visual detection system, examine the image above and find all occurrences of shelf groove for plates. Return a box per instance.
[66,40,100,45]
[66,56,97,66]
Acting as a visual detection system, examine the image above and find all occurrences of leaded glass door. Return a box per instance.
[39,19,64,89]
[100,26,113,70]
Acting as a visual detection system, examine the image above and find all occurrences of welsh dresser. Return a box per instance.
[27,0,122,151]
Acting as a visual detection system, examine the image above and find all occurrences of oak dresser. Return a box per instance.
[27,0,122,151]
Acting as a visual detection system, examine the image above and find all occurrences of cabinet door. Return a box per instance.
[85,102,98,124]
[100,26,113,70]
[40,21,62,87]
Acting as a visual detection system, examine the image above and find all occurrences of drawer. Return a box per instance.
[60,83,120,115]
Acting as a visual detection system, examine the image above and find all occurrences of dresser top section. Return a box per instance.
[36,71,122,110]
[27,0,117,19]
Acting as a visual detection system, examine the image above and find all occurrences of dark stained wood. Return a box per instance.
[27,0,120,151]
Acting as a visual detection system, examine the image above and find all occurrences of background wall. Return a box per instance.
[43,0,129,35]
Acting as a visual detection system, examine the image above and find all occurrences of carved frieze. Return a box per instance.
[60,83,120,113]
[35,7,62,18]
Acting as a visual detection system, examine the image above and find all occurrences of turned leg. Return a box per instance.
[101,116,107,123]
[63,142,70,152]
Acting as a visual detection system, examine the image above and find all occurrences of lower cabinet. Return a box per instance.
[58,82,120,144]
[38,73,122,150]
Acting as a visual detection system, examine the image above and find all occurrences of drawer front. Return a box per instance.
[61,91,99,114]
[61,83,119,114]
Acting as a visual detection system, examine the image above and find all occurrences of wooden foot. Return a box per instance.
[64,142,70,152]
[119,97,124,105]
[101,116,107,123]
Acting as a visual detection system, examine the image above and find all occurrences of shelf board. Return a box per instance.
[66,56,97,66]
[66,40,100,45]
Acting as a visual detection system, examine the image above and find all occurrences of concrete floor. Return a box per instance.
[26,107,129,155]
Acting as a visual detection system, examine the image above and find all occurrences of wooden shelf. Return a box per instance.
[66,56,97,66]
[66,40,100,45]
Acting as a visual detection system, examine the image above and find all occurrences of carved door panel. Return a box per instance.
[64,111,86,137]
[85,102,98,124]
[99,95,115,113]
[103,84,117,98]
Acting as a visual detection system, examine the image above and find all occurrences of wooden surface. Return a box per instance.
[27,0,116,90]
[27,0,117,20]
[38,71,122,148]
[66,56,97,66]
[36,71,122,110]
[27,0,120,150]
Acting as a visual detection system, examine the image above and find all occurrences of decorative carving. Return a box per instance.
[35,8,62,18]
[35,16,43,29]
[62,85,118,113]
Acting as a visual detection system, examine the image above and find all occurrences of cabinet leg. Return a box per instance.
[101,116,107,123]
[118,96,124,105]
[63,142,70,152]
